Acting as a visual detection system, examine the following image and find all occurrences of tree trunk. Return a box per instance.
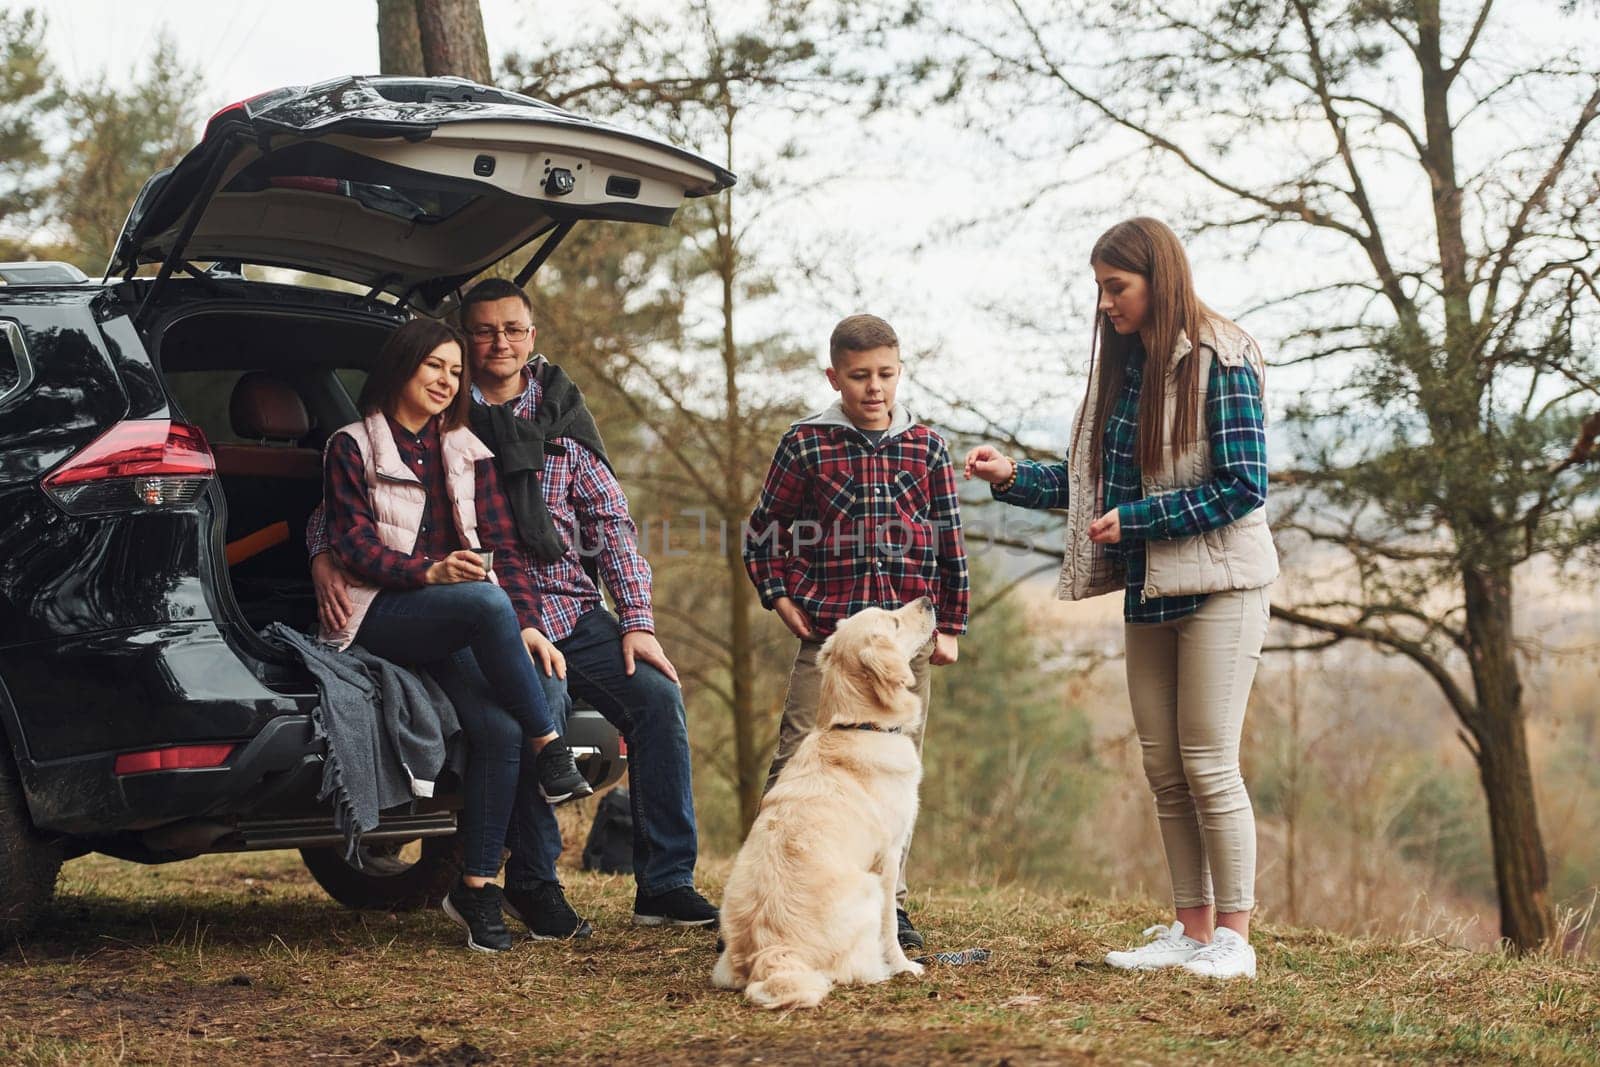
[1419,0,1551,949]
[413,0,491,83]
[1463,566,1555,951]
[1414,0,1472,355]
[376,0,425,76]
[1285,652,1302,925]
[726,531,762,834]
[709,109,765,838]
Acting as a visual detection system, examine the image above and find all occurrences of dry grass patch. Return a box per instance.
[0,852,1596,1065]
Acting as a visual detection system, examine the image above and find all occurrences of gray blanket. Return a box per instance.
[261,623,462,864]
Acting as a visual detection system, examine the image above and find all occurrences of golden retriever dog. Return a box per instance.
[712,597,936,1010]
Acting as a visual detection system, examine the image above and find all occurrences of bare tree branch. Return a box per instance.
[1271,603,1479,732]
[970,561,1060,619]
[1549,410,1600,475]
[996,0,1376,252]
[1446,0,1496,85]
[1290,0,1417,326]
[1476,84,1600,354]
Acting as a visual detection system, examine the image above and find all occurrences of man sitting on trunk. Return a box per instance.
[308,277,717,938]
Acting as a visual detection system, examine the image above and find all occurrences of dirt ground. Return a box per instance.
[2,851,1597,1065]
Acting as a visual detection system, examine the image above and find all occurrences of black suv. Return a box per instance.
[0,76,734,934]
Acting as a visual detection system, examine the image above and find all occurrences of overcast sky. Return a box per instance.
[12,0,1046,423]
[32,1,516,101]
[7,0,1593,454]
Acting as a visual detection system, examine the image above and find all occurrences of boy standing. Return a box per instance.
[743,314,969,951]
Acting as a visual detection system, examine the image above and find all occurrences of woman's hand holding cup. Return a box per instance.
[424,548,488,585]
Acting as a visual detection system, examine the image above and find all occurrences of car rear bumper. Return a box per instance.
[22,713,324,835]
[21,707,627,844]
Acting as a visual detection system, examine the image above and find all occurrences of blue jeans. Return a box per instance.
[426,648,568,880]
[504,608,698,895]
[355,582,559,878]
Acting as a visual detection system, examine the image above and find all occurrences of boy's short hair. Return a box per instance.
[829,314,899,365]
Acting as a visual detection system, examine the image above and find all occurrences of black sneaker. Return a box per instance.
[442,881,514,953]
[502,880,594,941]
[896,908,925,952]
[632,885,719,928]
[536,737,594,806]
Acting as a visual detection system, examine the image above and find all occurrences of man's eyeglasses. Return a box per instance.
[467,324,532,343]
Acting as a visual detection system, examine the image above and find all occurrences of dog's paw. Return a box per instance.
[893,959,924,978]
[710,952,740,990]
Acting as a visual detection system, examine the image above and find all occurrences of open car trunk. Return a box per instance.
[152,298,397,635]
[113,76,735,316]
[116,74,734,638]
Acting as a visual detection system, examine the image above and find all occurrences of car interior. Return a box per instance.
[155,306,393,633]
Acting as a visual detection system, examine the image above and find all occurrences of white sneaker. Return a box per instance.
[1181,927,1256,979]
[1104,921,1204,970]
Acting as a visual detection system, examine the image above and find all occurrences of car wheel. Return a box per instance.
[299,834,463,911]
[0,747,64,938]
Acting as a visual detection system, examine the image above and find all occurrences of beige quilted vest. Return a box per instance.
[1055,319,1278,603]
[320,412,497,649]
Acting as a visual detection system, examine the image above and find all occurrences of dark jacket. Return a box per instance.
[469,359,611,562]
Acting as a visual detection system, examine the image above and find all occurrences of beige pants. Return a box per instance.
[763,636,934,907]
[1124,586,1270,913]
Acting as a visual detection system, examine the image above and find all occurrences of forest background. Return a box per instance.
[0,0,1596,955]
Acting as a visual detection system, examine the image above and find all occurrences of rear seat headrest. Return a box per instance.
[230,372,311,442]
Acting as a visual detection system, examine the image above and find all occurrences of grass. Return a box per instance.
[1,851,1598,1065]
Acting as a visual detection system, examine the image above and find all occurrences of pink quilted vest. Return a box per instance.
[319,412,497,650]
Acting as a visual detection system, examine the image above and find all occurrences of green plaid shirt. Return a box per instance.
[994,345,1267,623]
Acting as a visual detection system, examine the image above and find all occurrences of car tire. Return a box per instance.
[0,746,64,938]
[299,834,464,911]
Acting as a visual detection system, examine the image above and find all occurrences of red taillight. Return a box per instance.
[206,101,247,129]
[41,419,214,515]
[45,420,214,485]
[114,744,235,775]
[205,89,277,133]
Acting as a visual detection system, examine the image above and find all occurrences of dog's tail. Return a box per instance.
[743,947,832,1010]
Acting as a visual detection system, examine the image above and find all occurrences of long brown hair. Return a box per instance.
[1086,217,1217,474]
[358,318,474,431]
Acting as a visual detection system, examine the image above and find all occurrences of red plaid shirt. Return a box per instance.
[322,416,539,625]
[310,363,653,641]
[744,408,969,636]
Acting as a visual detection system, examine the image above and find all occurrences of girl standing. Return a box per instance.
[320,318,591,953]
[966,217,1276,979]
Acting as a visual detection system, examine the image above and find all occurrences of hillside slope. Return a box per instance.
[1,851,1596,1065]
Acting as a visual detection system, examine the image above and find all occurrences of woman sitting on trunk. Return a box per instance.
[318,316,590,953]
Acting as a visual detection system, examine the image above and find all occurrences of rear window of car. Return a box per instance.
[165,370,247,443]
[334,368,367,404]
[166,366,369,447]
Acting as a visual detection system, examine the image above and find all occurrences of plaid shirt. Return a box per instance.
[744,410,969,636]
[996,347,1267,623]
[322,416,540,624]
[311,364,654,641]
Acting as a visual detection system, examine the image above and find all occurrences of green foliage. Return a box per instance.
[51,33,203,272]
[1541,687,1600,905]
[915,563,1106,887]
[500,219,691,442]
[1285,312,1600,579]
[1390,765,1495,897]
[0,8,54,256]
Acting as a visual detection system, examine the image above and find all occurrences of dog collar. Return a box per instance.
[831,722,903,734]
